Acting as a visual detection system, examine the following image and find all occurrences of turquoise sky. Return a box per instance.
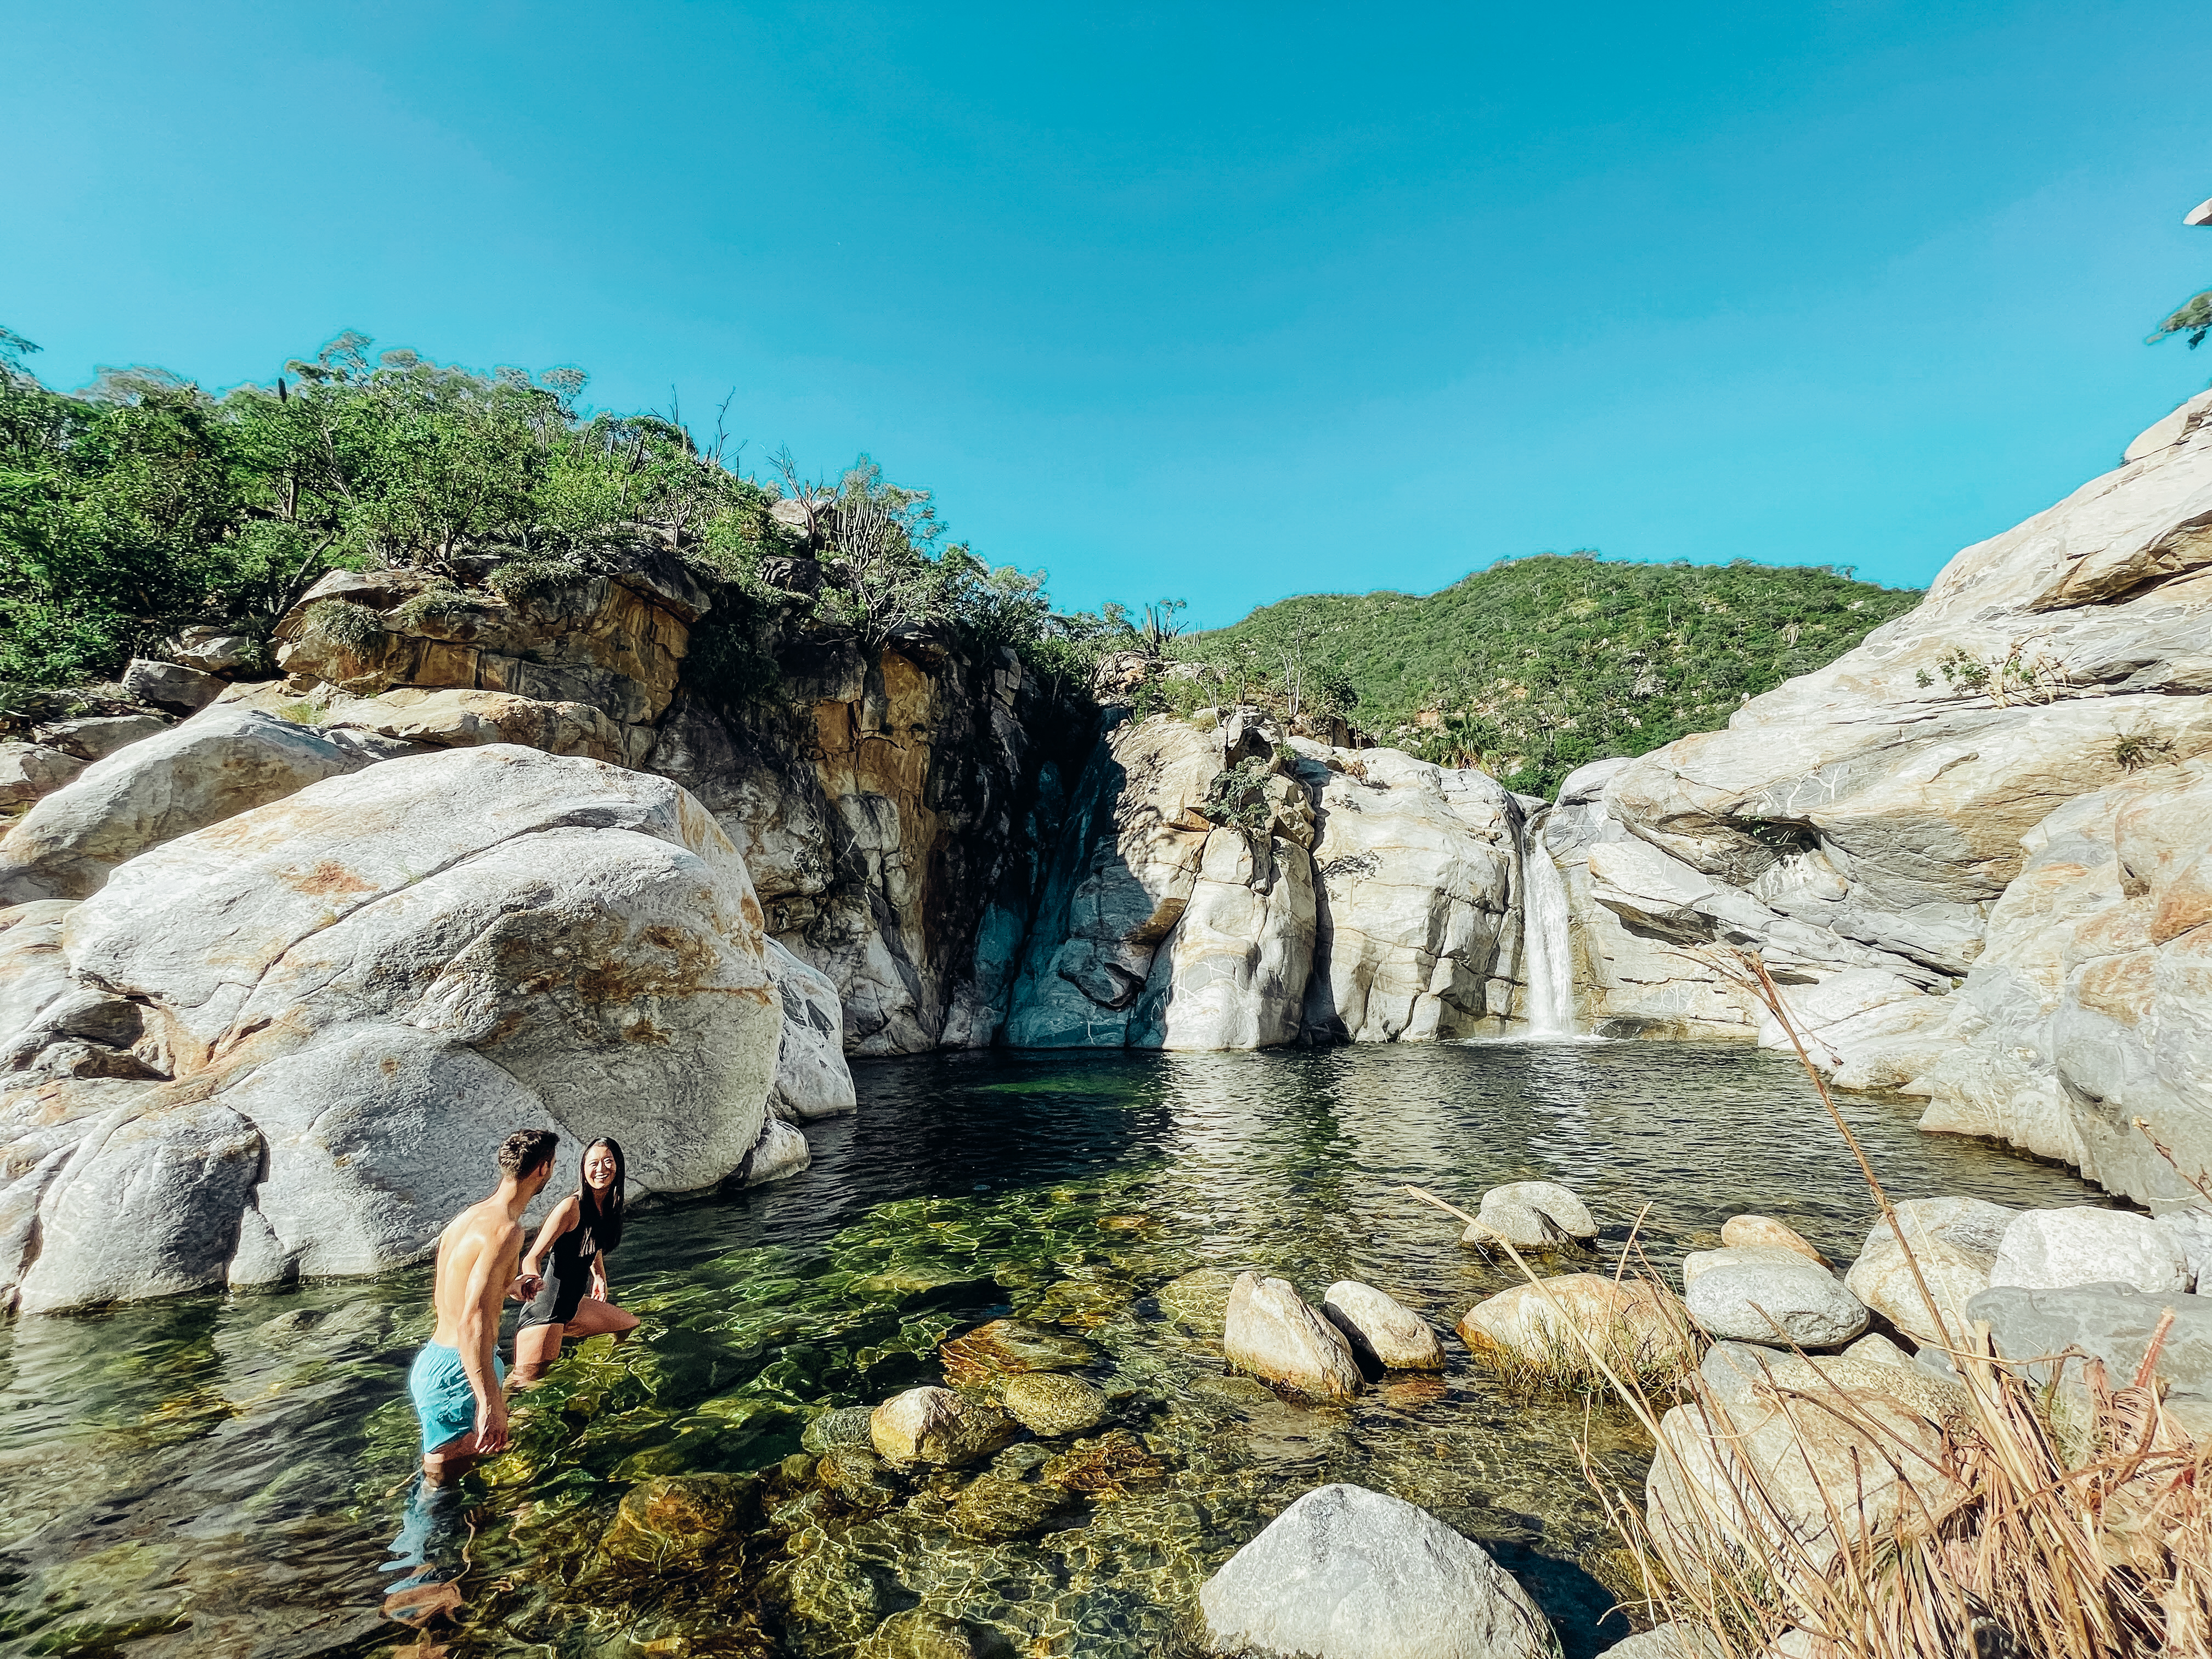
[6,3,2209,623]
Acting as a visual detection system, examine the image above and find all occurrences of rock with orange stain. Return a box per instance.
[2,745,785,1307]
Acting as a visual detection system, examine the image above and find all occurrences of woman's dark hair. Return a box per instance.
[578,1137,626,1254]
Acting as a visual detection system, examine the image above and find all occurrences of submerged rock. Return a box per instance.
[1843,1197,2015,1347]
[1155,1266,1239,1331]
[1038,1429,1172,1495]
[860,1610,1018,1659]
[1224,1271,1364,1400]
[802,1404,877,1454]
[597,1473,755,1568]
[949,1470,1077,1541]
[1684,1261,1868,1349]
[1463,1181,1597,1250]
[869,1387,1018,1468]
[1321,1280,1448,1371]
[939,1318,1099,1387]
[1197,1482,1560,1659]
[815,1445,904,1510]
[1000,1371,1108,1436]
[1989,1206,2189,1295]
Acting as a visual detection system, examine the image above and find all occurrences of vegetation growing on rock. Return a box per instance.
[1177,552,1922,797]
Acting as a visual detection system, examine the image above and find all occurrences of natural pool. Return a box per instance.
[0,1042,2114,1659]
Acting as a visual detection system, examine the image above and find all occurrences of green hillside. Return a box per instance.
[1180,551,1923,797]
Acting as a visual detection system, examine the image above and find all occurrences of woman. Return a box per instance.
[514,1137,640,1383]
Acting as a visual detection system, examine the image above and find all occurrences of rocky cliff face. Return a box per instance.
[1568,388,2212,1208]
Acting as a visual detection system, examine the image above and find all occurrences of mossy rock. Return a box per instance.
[1039,1429,1173,1497]
[860,1609,1017,1659]
[802,1404,877,1454]
[597,1472,756,1569]
[816,1444,904,1510]
[948,1471,1077,1542]
[938,1319,1099,1387]
[1000,1372,1108,1437]
[871,1386,1019,1467]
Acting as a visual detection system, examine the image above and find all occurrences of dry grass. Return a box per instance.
[1425,952,2212,1657]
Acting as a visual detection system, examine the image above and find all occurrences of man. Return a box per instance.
[408,1127,559,1484]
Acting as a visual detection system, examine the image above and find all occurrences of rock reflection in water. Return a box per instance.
[0,1043,2114,1658]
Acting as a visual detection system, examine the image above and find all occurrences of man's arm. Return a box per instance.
[458,1223,521,1453]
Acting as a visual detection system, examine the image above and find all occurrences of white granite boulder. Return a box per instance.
[1198,1483,1560,1659]
[1224,1271,1364,1400]
[1464,1181,1598,1250]
[1989,1206,2190,1295]
[1684,1261,1869,1349]
[2,744,785,1309]
[0,744,86,812]
[764,940,857,1121]
[1321,1280,1447,1371]
[1843,1196,2015,1347]
[0,706,378,902]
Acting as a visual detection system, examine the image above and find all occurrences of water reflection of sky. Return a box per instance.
[0,1043,2112,1657]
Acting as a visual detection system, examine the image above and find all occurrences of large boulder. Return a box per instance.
[1196,1483,1560,1659]
[0,744,86,813]
[1557,390,2212,1181]
[1294,748,1522,1042]
[1989,1206,2190,1295]
[764,940,856,1121]
[0,707,380,902]
[1005,716,1316,1050]
[1223,1271,1364,1400]
[120,657,223,713]
[1842,1196,2015,1347]
[1,744,783,1308]
[1966,1282,2212,1410]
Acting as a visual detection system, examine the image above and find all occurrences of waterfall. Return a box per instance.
[1518,812,1578,1037]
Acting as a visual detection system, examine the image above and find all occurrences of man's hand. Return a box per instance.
[472,1393,511,1457]
[510,1272,542,1304]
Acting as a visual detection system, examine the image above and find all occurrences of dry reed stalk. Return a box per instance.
[1415,950,2211,1657]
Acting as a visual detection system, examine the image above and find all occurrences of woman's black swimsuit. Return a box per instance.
[519,1206,601,1330]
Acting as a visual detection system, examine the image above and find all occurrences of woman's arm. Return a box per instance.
[517,1194,579,1290]
[589,1249,611,1303]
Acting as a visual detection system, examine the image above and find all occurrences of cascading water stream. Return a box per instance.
[1517,810,1578,1037]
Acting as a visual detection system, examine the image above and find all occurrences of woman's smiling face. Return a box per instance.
[583,1143,619,1192]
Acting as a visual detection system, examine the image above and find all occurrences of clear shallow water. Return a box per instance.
[0,1043,2112,1659]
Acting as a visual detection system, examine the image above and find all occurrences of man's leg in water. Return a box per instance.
[511,1319,564,1386]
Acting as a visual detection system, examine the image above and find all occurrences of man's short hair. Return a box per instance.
[498,1127,560,1178]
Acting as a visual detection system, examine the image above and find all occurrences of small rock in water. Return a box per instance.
[1459,1274,1689,1371]
[860,1609,1017,1659]
[1463,1181,1598,1250]
[939,1318,1099,1388]
[1321,1281,1447,1372]
[1720,1214,1827,1263]
[816,1445,904,1510]
[949,1470,1077,1541]
[869,1387,1018,1468]
[802,1404,877,1454]
[1684,1261,1869,1349]
[596,1473,755,1568]
[1197,1482,1559,1659]
[1039,1428,1173,1495]
[1681,1244,1833,1286]
[1000,1371,1109,1436]
[1224,1271,1364,1400]
[1990,1206,2190,1295]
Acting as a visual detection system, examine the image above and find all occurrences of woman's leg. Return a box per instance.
[511,1319,565,1385]
[564,1297,641,1342]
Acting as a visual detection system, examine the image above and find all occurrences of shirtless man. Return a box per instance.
[408,1127,560,1483]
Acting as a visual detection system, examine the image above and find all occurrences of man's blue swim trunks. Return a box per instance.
[409,1341,504,1454]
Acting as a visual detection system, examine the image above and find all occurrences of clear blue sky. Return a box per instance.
[5,2,2209,623]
